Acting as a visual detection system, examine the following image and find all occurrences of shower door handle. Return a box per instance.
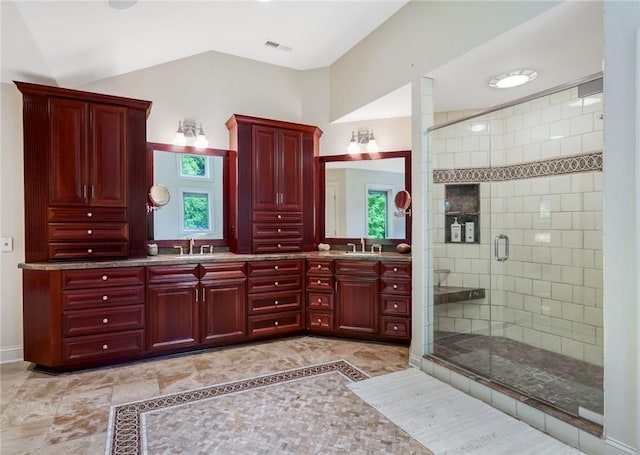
[494,234,509,262]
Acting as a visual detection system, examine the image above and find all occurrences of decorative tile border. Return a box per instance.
[433,151,602,184]
[105,360,369,455]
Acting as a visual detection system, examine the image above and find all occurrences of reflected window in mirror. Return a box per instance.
[320,151,411,244]
[147,142,233,247]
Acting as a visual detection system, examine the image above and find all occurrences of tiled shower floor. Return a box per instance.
[433,331,604,416]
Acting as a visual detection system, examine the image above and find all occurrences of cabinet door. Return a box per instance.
[49,98,87,206]
[335,275,379,334]
[252,126,278,211]
[201,278,246,345]
[147,282,199,352]
[89,103,127,207]
[278,129,303,211]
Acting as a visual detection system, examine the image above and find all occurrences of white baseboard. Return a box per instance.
[605,437,637,455]
[409,353,422,368]
[0,345,24,364]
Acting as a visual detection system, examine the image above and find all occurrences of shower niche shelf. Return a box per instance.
[444,183,480,244]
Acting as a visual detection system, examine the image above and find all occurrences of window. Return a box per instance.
[182,191,210,231]
[367,190,387,238]
[179,154,209,179]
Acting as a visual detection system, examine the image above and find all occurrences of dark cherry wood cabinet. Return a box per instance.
[335,260,380,336]
[146,265,200,352]
[247,259,304,338]
[226,115,321,254]
[15,81,151,262]
[306,258,335,333]
[379,262,412,340]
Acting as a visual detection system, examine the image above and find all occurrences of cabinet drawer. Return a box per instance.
[48,223,128,242]
[62,330,144,362]
[380,278,411,295]
[306,275,334,291]
[146,265,200,284]
[248,311,302,337]
[248,259,303,276]
[381,295,411,317]
[62,285,145,310]
[248,290,301,314]
[307,292,334,310]
[252,239,302,254]
[306,259,334,275]
[62,305,144,337]
[380,262,412,278]
[252,224,302,238]
[335,260,379,276]
[200,262,246,281]
[308,311,334,331]
[48,207,127,222]
[253,211,302,224]
[380,317,411,340]
[248,275,302,294]
[62,267,145,289]
[49,242,128,260]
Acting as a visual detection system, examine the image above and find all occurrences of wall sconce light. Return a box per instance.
[173,120,209,149]
[347,129,380,154]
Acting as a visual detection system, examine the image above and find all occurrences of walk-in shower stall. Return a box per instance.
[428,79,603,419]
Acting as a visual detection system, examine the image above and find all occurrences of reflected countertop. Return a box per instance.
[19,250,411,271]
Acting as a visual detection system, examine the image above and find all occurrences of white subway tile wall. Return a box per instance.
[431,89,603,366]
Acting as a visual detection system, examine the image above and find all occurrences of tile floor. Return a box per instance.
[1,336,410,454]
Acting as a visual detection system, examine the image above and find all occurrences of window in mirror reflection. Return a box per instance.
[367,190,388,238]
[182,190,210,231]
[153,150,223,239]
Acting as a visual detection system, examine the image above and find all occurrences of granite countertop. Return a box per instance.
[19,250,411,270]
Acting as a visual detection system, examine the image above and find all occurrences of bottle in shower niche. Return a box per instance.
[465,221,475,243]
[451,217,461,243]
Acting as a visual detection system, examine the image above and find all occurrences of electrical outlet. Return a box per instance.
[1,237,13,252]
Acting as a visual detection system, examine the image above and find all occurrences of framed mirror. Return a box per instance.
[319,150,411,245]
[147,142,234,247]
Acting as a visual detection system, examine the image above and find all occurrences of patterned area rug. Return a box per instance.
[105,360,432,455]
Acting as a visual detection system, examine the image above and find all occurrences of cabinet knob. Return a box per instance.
[87,212,93,218]
[274,265,279,270]
[277,228,282,233]
[318,318,322,323]
[277,214,282,220]
[274,281,279,286]
[102,344,108,350]
[277,244,281,249]
[102,318,108,324]
[317,264,322,269]
[274,321,279,326]
[393,284,398,289]
[87,249,93,254]
[393,267,398,272]
[317,280,322,284]
[393,303,398,309]
[102,295,108,301]
[274,300,279,305]
[317,298,322,303]
[87,229,93,235]
[102,275,108,281]
[393,325,398,331]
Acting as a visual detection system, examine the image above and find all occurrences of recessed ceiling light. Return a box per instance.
[489,70,537,89]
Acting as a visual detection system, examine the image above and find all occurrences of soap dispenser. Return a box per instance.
[451,217,461,243]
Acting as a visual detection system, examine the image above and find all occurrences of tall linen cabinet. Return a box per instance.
[226,115,322,254]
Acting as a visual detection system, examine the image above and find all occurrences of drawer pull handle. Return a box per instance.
[393,303,398,309]
[274,300,279,305]
[102,318,109,324]
[277,214,282,220]
[87,212,93,218]
[277,244,282,249]
[87,229,93,235]
[102,344,108,350]
[393,284,398,289]
[274,321,279,326]
[102,275,108,281]
[393,325,398,331]
[102,295,108,301]
[277,228,282,233]
[87,248,93,254]
[393,267,398,272]
[274,265,279,270]
[274,281,279,286]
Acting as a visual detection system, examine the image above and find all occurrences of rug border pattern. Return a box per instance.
[105,360,369,455]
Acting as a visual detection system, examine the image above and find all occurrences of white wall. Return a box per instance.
[603,2,639,454]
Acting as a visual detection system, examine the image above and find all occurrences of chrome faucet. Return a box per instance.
[360,237,365,252]
[189,237,195,255]
[347,243,357,253]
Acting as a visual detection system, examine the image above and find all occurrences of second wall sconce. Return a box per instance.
[173,120,209,149]
[347,129,380,154]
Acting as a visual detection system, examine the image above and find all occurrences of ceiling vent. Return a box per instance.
[264,41,292,52]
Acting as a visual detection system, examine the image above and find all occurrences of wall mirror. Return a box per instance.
[319,150,411,244]
[147,142,232,246]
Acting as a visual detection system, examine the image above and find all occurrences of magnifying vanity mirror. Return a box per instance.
[394,190,412,216]
[319,150,411,244]
[146,142,232,247]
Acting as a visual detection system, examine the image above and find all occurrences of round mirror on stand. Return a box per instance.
[147,184,171,213]
[394,190,411,217]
